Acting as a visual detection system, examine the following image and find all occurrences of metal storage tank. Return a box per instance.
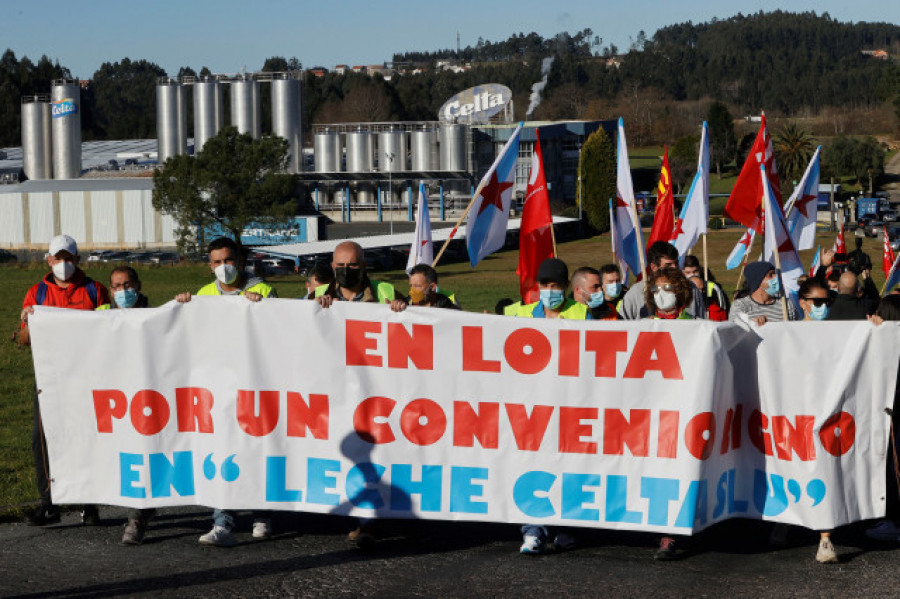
[378,127,407,172]
[175,83,188,153]
[50,79,82,179]
[346,128,373,204]
[231,77,261,138]
[156,78,182,164]
[271,76,302,173]
[193,78,223,153]
[314,129,342,172]
[411,126,436,171]
[439,124,467,171]
[21,96,52,180]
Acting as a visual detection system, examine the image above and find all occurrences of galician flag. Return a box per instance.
[762,164,804,295]
[809,245,821,277]
[466,122,523,267]
[517,130,555,304]
[609,198,630,286]
[406,182,433,274]
[671,121,710,262]
[726,227,756,270]
[784,146,821,251]
[614,118,645,278]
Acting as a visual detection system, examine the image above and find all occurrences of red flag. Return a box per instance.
[883,226,896,276]
[724,114,781,232]
[833,224,846,254]
[647,146,675,250]
[517,130,554,303]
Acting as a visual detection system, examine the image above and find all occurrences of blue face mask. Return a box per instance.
[809,303,829,321]
[540,288,565,310]
[604,282,622,299]
[586,290,605,309]
[114,288,138,309]
[765,276,781,297]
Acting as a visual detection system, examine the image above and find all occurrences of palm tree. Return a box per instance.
[774,123,816,188]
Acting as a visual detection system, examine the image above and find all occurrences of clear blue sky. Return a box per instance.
[1,0,896,78]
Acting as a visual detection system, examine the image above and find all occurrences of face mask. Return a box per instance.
[654,289,678,311]
[765,276,781,297]
[409,287,427,304]
[540,289,565,310]
[114,288,138,309]
[809,303,829,321]
[52,261,75,281]
[214,263,238,285]
[604,282,622,298]
[335,266,362,289]
[586,290,605,309]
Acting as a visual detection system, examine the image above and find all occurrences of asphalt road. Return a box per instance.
[3,507,900,597]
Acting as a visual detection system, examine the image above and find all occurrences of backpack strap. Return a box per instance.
[85,279,98,308]
[35,281,48,305]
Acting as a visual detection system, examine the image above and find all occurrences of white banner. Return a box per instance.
[29,299,900,534]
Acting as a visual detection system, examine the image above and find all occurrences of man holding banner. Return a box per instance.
[620,242,705,320]
[730,261,799,325]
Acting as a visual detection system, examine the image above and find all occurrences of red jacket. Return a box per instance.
[22,270,110,320]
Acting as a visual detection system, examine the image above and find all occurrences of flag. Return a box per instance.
[646,145,674,250]
[833,223,846,254]
[466,122,523,266]
[609,198,630,286]
[761,165,804,296]
[883,226,896,277]
[517,130,555,303]
[809,245,821,277]
[784,146,821,251]
[884,253,900,296]
[614,118,645,278]
[724,113,781,232]
[726,227,756,270]
[406,182,433,274]
[671,122,710,262]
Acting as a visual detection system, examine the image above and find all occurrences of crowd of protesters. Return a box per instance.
[16,234,900,563]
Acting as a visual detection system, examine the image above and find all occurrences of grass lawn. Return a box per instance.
[0,228,888,518]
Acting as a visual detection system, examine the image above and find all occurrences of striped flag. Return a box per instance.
[406,182,433,274]
[726,227,756,270]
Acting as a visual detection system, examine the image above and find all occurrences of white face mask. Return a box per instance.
[214,263,238,285]
[52,261,75,282]
[654,289,678,311]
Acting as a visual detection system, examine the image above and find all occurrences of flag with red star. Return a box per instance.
[614,118,645,278]
[724,113,781,232]
[466,122,523,267]
[762,164,804,295]
[784,146,821,251]
[671,121,710,262]
[406,182,433,274]
[726,227,756,270]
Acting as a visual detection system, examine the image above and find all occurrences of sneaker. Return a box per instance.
[655,536,677,561]
[348,525,376,549]
[866,520,900,541]
[252,518,272,539]
[81,505,100,526]
[550,532,576,551]
[199,525,237,547]
[769,523,790,547]
[816,537,838,564]
[520,534,545,555]
[121,518,145,545]
[27,504,60,526]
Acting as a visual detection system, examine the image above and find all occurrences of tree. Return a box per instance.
[822,135,886,188]
[152,127,299,255]
[578,126,616,232]
[706,101,736,179]
[669,135,699,194]
[773,122,815,185]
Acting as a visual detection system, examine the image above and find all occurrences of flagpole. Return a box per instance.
[431,178,485,268]
[630,201,647,281]
[550,219,558,257]
[733,232,754,296]
[702,233,709,281]
[760,181,789,321]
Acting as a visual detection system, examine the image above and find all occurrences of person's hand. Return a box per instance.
[20,306,34,324]
[822,249,835,267]
[753,315,768,327]
[390,299,408,312]
[868,313,884,326]
[174,292,192,303]
[316,295,334,309]
[244,292,262,302]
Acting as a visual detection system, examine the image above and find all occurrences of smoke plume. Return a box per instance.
[525,56,555,119]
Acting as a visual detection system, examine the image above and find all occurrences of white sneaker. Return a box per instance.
[199,525,237,547]
[816,538,838,563]
[866,520,900,541]
[520,534,544,555]
[252,518,272,539]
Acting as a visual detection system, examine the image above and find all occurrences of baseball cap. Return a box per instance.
[48,234,78,257]
[537,258,569,285]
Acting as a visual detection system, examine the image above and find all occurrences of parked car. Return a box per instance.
[863,220,885,238]
[101,251,130,262]
[882,209,898,223]
[0,248,17,263]
[364,248,393,271]
[151,252,181,265]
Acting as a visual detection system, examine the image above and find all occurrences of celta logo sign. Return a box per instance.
[439,84,511,123]
[51,98,78,119]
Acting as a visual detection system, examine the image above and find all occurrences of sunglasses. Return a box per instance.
[650,284,674,293]
[802,297,833,307]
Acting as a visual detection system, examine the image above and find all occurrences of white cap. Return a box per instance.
[48,234,78,257]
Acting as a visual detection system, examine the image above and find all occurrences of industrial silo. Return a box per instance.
[156,78,183,164]
[21,96,52,180]
[271,75,302,173]
[50,79,82,179]
[346,127,373,204]
[439,124,467,171]
[176,83,188,153]
[411,126,436,171]
[194,77,223,153]
[231,77,261,138]
[378,126,407,172]
[314,128,341,173]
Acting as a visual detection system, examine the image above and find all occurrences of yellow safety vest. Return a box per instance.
[514,299,590,320]
[197,281,276,297]
[503,301,522,316]
[96,304,111,310]
[314,280,395,303]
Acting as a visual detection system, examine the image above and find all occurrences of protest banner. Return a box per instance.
[29,299,900,534]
